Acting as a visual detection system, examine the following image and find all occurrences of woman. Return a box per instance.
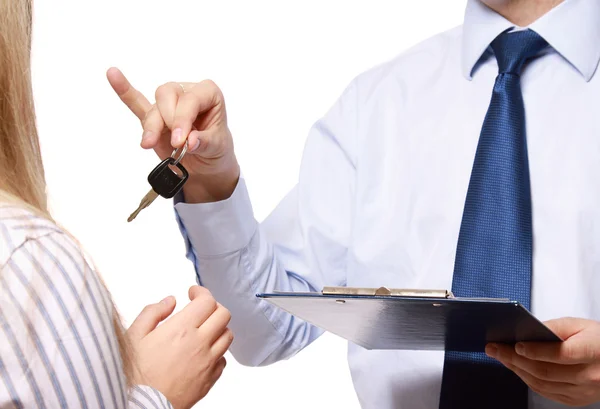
[0,1,233,408]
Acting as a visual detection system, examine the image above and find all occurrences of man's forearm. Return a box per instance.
[175,178,323,366]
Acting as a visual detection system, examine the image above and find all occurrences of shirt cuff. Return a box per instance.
[174,177,258,256]
[129,385,173,409]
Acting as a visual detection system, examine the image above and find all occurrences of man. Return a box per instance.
[108,0,600,407]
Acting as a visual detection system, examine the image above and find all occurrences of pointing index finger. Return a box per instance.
[106,67,152,121]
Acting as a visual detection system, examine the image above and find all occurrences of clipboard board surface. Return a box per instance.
[256,287,561,352]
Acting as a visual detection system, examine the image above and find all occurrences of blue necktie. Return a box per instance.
[439,29,548,409]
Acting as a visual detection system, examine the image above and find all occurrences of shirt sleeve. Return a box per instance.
[174,78,359,366]
[0,229,172,409]
[128,385,172,409]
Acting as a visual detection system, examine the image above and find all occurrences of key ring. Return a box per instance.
[171,139,188,166]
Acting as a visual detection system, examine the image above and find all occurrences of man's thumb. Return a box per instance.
[543,317,588,340]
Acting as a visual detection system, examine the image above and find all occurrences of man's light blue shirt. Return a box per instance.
[175,1,600,407]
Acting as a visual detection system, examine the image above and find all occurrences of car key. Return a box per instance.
[128,148,189,222]
[128,187,159,222]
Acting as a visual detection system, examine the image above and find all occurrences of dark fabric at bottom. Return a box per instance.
[439,352,528,409]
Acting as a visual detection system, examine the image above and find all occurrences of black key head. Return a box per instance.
[147,157,189,198]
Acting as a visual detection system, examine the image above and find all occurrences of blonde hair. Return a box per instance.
[0,0,133,384]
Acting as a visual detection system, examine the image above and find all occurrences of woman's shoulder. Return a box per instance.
[0,202,111,337]
[0,203,74,268]
[0,205,126,409]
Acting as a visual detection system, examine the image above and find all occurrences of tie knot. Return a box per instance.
[491,29,548,75]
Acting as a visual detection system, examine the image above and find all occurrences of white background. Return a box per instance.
[31,1,465,407]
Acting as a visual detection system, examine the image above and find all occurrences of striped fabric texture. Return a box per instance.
[0,205,172,409]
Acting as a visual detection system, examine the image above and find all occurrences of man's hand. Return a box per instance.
[128,286,234,409]
[106,67,239,203]
[486,317,600,406]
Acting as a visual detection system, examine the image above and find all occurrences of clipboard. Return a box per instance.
[256,286,562,352]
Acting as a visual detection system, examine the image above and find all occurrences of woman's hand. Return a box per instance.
[127,286,233,409]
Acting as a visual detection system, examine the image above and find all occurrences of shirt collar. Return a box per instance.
[461,0,600,82]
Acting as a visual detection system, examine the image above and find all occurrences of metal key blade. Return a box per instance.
[128,189,159,222]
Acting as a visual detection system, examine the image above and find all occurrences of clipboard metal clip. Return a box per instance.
[321,286,455,299]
